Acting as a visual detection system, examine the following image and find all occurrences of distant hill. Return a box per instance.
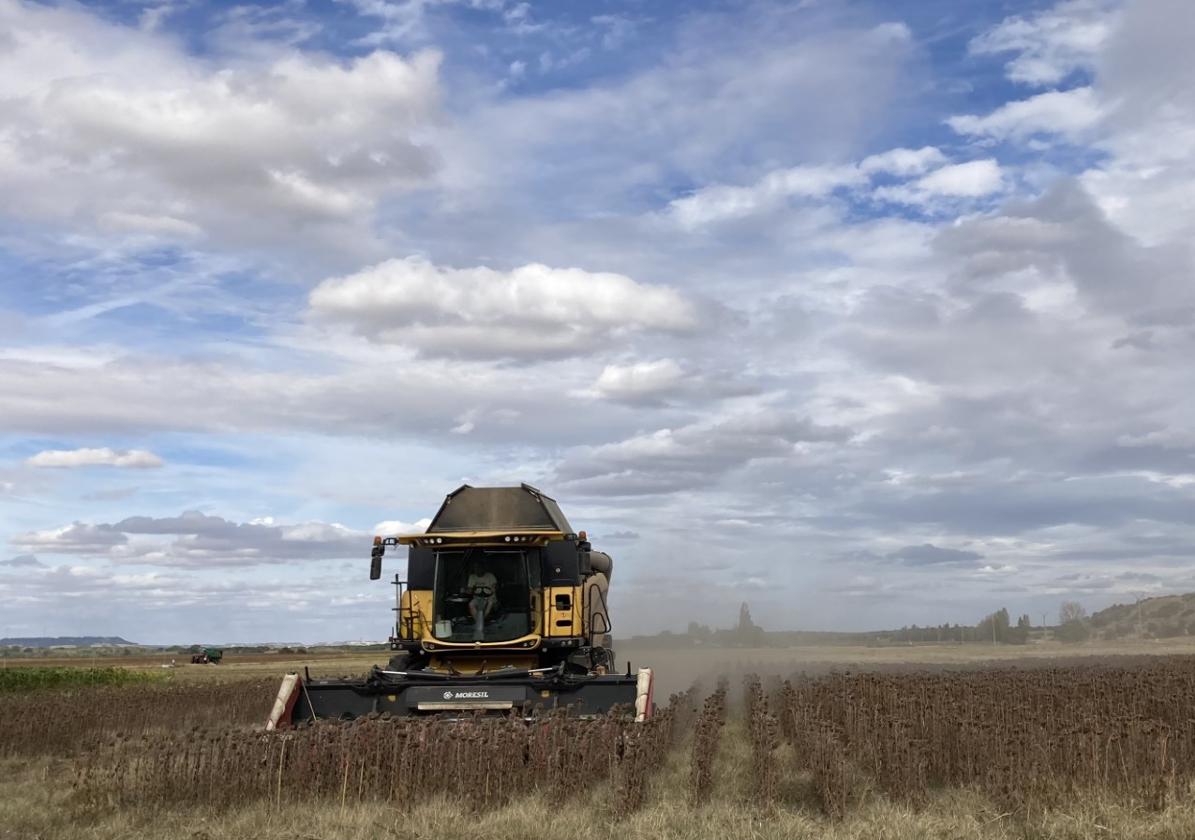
[1090,594,1195,640]
[0,636,137,648]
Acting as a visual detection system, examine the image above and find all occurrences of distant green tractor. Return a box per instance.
[190,648,224,664]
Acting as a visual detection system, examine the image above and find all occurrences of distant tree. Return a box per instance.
[1017,614,1032,629]
[976,608,1012,643]
[1059,601,1087,625]
[1058,601,1091,643]
[736,602,764,647]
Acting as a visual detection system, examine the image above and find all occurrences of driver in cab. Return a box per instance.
[465,561,497,641]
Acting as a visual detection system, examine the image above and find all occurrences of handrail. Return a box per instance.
[585,581,613,637]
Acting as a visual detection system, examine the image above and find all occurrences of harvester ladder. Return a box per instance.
[392,573,417,640]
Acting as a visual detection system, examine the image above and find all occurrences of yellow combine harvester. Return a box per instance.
[268,484,653,725]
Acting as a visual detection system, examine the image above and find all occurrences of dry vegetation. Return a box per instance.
[10,652,1195,839]
[1,678,273,757]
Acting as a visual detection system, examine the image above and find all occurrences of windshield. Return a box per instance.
[431,549,534,642]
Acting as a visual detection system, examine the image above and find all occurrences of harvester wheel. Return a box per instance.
[388,653,411,671]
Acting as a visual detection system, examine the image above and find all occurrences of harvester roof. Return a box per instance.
[423,483,573,535]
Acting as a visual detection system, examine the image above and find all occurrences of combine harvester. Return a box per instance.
[268,484,653,726]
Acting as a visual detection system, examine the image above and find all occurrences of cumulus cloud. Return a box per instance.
[588,359,687,402]
[668,146,946,227]
[308,257,702,359]
[372,518,432,536]
[875,159,1005,206]
[935,178,1189,316]
[1,554,45,568]
[915,160,1005,197]
[12,512,368,567]
[970,0,1118,86]
[0,0,442,257]
[26,448,164,469]
[947,87,1103,141]
[668,164,864,228]
[15,523,129,554]
[579,359,754,405]
[858,146,948,177]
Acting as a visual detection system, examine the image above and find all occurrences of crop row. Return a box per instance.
[15,658,1195,819]
[756,658,1195,816]
[0,678,273,756]
[71,705,688,812]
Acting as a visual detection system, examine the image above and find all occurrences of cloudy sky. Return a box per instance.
[2,0,1192,644]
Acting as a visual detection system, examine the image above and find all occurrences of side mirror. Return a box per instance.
[369,545,383,580]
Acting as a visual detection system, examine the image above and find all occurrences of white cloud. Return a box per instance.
[372,518,432,535]
[0,0,442,258]
[580,358,755,405]
[915,160,1005,197]
[589,359,686,401]
[970,0,1118,87]
[308,257,702,358]
[13,511,371,567]
[1075,0,1195,246]
[26,447,165,469]
[668,165,864,228]
[858,146,948,177]
[15,523,128,554]
[947,87,1103,141]
[667,146,946,227]
[874,159,1005,206]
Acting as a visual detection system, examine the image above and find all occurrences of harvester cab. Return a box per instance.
[268,485,653,727]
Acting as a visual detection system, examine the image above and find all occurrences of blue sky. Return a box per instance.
[2,0,1194,644]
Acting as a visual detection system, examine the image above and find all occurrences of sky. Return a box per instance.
[1,0,1193,644]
